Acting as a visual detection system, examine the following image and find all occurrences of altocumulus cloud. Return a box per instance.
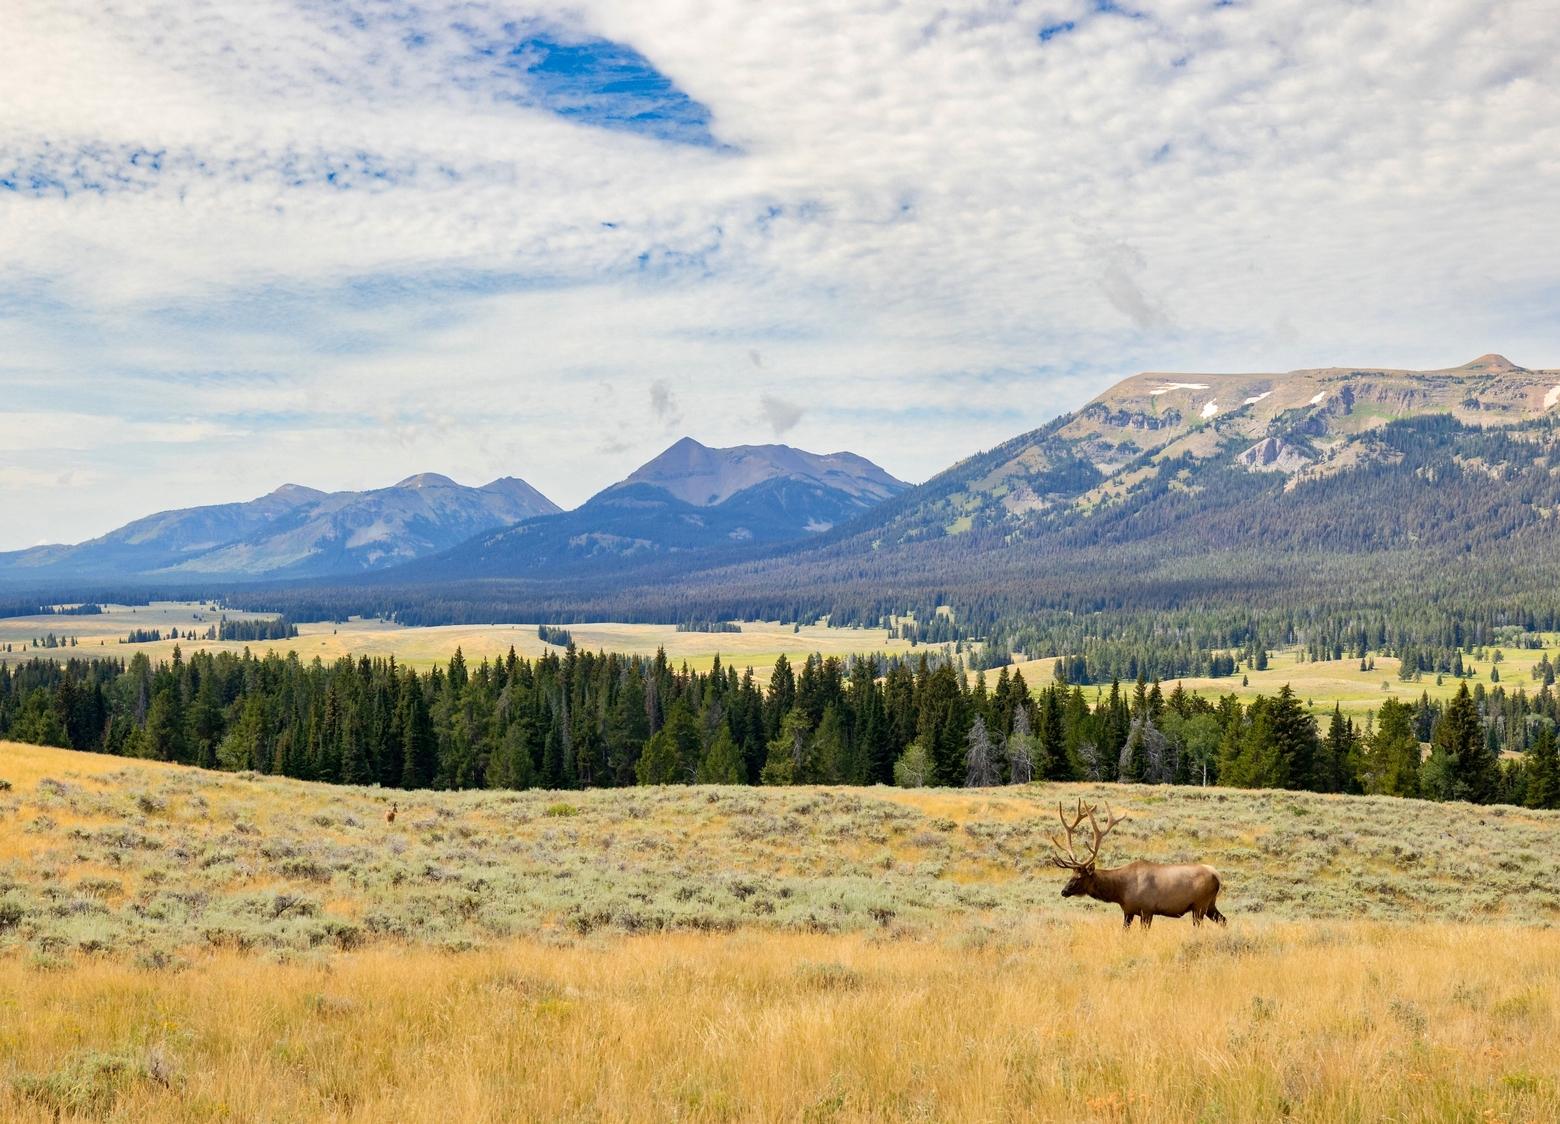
[0,0,1557,547]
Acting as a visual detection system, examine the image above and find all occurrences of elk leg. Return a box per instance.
[1122,911,1133,930]
[1141,913,1152,930]
[1192,909,1203,927]
[1209,906,1227,926]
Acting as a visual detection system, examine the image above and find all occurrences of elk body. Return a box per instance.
[1050,799,1226,929]
[385,802,398,825]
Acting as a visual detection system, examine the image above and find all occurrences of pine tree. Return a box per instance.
[490,717,539,790]
[1525,725,1558,810]
[762,709,813,784]
[765,655,796,741]
[144,684,187,763]
[339,696,374,787]
[1119,717,1149,782]
[918,663,967,786]
[1366,698,1420,797]
[1268,685,1318,790]
[1040,687,1069,779]
[1434,683,1494,802]
[636,726,683,785]
[657,702,703,783]
[316,682,344,784]
[1099,679,1128,780]
[217,693,268,772]
[812,705,850,783]
[696,726,744,784]
[15,687,69,748]
[1316,705,1359,793]
[188,676,223,769]
[1217,696,1272,788]
[398,679,436,789]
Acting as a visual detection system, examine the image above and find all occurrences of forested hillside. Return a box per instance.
[3,643,1556,808]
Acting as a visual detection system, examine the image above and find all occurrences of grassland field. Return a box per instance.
[2,740,1559,1120]
[1011,639,1558,720]
[0,602,916,674]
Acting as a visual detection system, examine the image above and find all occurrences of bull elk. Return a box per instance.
[1050,798,1226,929]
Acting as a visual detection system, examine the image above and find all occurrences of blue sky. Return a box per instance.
[2,0,1558,548]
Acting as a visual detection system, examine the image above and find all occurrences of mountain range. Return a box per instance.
[0,474,560,582]
[8,357,1560,636]
[599,353,1560,630]
[412,438,909,579]
[283,354,1560,636]
[0,439,908,584]
[841,353,1560,547]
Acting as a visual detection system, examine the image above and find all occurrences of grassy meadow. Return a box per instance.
[0,602,914,672]
[3,740,1560,1120]
[1006,640,1556,721]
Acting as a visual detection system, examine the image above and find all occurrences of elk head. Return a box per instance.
[1049,798,1126,897]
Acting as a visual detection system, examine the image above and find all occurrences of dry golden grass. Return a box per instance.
[4,742,1560,1121]
[3,923,1558,1121]
[0,602,913,672]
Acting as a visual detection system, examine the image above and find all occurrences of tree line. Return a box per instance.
[1,645,1554,808]
[0,602,105,619]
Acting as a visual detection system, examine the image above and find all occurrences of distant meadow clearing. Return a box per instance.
[0,602,914,673]
[2,740,1559,1120]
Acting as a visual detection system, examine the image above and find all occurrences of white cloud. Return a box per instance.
[0,412,241,452]
[648,379,682,428]
[759,394,806,437]
[0,0,1557,548]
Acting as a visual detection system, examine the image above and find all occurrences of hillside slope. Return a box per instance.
[4,741,1558,1122]
[3,739,1557,963]
[900,353,1560,531]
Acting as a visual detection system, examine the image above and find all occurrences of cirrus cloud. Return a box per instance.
[0,0,1556,548]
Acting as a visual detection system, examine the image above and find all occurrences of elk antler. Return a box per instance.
[1049,798,1092,869]
[1082,801,1128,866]
[1050,798,1127,869]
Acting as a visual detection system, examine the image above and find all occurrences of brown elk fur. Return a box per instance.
[385,802,398,825]
[1051,799,1227,929]
[1060,861,1225,929]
